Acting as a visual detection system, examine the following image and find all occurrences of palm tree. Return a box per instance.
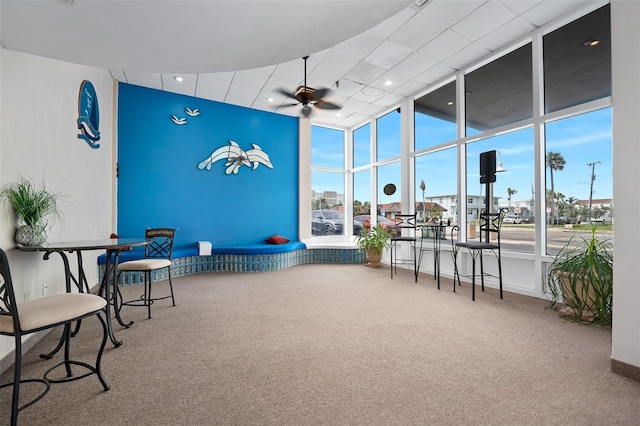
[507,187,517,212]
[546,151,566,225]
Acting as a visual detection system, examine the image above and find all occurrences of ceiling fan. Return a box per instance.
[276,56,341,117]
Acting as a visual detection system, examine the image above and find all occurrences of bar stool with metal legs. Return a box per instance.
[453,208,508,301]
[390,214,418,282]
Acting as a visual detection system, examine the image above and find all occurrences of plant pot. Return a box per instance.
[366,248,383,268]
[15,224,46,246]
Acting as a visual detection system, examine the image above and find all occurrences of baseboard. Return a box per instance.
[0,329,52,375]
[611,358,640,382]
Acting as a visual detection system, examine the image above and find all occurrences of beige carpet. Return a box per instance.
[2,264,639,425]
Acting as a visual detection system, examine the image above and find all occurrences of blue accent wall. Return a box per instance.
[117,83,299,248]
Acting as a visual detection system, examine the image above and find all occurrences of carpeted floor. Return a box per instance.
[2,264,639,425]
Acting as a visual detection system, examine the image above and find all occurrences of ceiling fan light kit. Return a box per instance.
[276,56,341,117]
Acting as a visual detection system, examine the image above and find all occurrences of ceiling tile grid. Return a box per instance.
[104,0,598,129]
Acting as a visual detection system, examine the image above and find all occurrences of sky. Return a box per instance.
[311,106,612,209]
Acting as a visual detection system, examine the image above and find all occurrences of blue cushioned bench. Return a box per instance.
[97,241,366,285]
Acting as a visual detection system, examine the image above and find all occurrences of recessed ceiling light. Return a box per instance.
[173,76,184,82]
[582,39,600,47]
[266,97,274,102]
[447,101,454,106]
[336,112,342,117]
[384,80,393,86]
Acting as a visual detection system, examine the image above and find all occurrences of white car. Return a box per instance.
[503,214,522,224]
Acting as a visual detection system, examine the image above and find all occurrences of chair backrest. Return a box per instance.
[0,249,21,334]
[144,228,176,260]
[478,208,508,244]
[393,214,417,238]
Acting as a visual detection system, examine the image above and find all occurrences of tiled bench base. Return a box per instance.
[100,247,366,286]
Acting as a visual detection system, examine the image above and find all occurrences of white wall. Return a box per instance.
[0,47,115,362]
[611,0,640,372]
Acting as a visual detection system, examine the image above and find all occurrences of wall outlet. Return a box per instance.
[42,283,48,296]
[23,291,30,302]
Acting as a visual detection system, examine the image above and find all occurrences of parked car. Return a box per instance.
[312,210,345,235]
[521,215,535,224]
[503,214,522,224]
[354,215,400,235]
[552,216,574,225]
[353,219,363,236]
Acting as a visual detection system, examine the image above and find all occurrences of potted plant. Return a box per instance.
[356,222,392,267]
[544,228,613,325]
[0,177,63,246]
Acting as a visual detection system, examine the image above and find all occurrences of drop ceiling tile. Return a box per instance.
[196,77,230,96]
[388,11,447,51]
[315,51,361,79]
[452,2,517,42]
[331,31,385,62]
[125,76,163,90]
[232,70,270,89]
[358,102,389,117]
[441,43,491,70]
[366,7,415,39]
[380,53,438,84]
[195,90,226,104]
[344,61,386,84]
[417,30,471,63]
[270,59,305,84]
[501,0,540,15]
[475,16,536,52]
[522,0,590,27]
[163,82,196,97]
[226,83,259,101]
[376,92,404,107]
[124,71,162,81]
[224,96,254,109]
[422,0,484,28]
[413,63,456,85]
[333,79,365,98]
[198,71,235,83]
[393,79,430,97]
[341,97,371,112]
[364,40,413,70]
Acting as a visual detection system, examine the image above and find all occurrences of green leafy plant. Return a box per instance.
[544,228,613,325]
[356,223,393,255]
[0,177,62,230]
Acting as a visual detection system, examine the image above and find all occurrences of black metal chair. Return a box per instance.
[119,228,176,319]
[417,222,446,289]
[453,208,508,301]
[390,214,418,282]
[0,248,110,426]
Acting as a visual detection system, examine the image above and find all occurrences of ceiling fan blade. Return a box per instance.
[275,87,298,100]
[314,99,341,110]
[280,103,300,107]
[301,105,312,117]
[312,87,330,100]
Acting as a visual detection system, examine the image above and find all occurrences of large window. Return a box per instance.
[377,109,401,161]
[414,81,457,151]
[353,124,371,168]
[414,148,457,224]
[311,126,346,237]
[544,108,612,255]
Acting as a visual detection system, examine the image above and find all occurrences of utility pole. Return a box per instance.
[587,161,601,225]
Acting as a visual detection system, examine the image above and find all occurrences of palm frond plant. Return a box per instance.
[0,177,63,245]
[544,228,613,326]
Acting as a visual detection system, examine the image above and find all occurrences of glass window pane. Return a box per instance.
[415,148,457,224]
[414,81,457,151]
[544,108,612,255]
[543,5,611,114]
[377,162,401,219]
[465,128,534,252]
[311,125,344,168]
[377,109,401,161]
[353,124,371,168]
[311,171,345,236]
[465,43,533,135]
[353,170,371,234]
